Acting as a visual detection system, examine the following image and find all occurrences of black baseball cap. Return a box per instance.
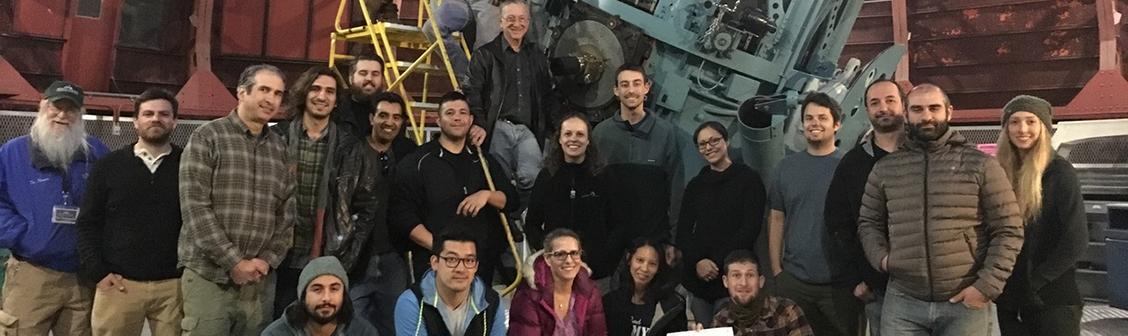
[44,81,85,106]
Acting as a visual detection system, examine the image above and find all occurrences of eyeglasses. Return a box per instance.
[503,16,529,24]
[697,136,723,150]
[437,255,478,269]
[546,250,583,262]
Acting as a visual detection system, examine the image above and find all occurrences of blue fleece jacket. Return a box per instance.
[0,135,108,272]
[394,270,508,336]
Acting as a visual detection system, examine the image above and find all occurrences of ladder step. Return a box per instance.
[334,22,462,48]
[410,101,440,110]
[391,61,448,76]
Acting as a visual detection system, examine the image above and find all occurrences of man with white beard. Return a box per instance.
[0,80,109,335]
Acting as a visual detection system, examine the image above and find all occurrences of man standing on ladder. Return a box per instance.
[464,0,561,215]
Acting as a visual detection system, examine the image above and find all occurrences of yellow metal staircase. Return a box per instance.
[328,0,472,145]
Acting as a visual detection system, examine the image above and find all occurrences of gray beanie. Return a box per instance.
[297,256,349,298]
[1002,95,1053,127]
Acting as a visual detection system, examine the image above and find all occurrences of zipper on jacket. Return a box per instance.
[922,150,935,300]
[569,175,576,229]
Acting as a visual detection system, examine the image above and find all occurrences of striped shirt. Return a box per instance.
[178,111,296,284]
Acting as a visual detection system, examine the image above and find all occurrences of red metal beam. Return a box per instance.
[178,0,236,119]
[1057,0,1128,120]
[0,56,42,102]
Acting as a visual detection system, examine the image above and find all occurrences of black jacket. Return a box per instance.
[389,141,519,255]
[525,162,616,278]
[77,144,183,283]
[465,34,561,148]
[601,164,673,256]
[997,155,1088,307]
[676,163,765,301]
[824,137,889,291]
[603,288,687,336]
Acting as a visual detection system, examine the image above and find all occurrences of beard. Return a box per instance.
[139,124,173,145]
[871,113,905,133]
[908,120,949,142]
[307,303,338,325]
[29,116,88,169]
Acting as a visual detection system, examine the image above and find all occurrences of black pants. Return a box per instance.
[997,304,1082,336]
[770,270,863,336]
[271,267,304,319]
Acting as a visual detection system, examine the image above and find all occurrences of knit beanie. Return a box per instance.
[1001,95,1053,127]
[297,256,349,298]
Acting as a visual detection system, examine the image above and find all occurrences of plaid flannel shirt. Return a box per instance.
[712,295,814,336]
[178,112,296,284]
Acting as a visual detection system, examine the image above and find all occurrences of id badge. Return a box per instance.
[52,205,80,225]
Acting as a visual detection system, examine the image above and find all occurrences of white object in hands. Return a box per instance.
[667,327,735,336]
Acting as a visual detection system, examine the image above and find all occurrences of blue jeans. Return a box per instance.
[881,285,993,336]
[351,252,409,336]
[422,0,500,86]
[489,120,542,196]
[865,289,885,336]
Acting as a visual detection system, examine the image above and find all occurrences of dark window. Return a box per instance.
[77,0,102,19]
[117,0,168,50]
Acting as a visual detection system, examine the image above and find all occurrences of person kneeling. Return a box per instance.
[710,250,813,336]
[263,256,378,335]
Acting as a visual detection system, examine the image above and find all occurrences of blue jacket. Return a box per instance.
[394,270,508,336]
[0,135,108,272]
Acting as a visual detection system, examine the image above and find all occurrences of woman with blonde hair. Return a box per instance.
[994,95,1088,336]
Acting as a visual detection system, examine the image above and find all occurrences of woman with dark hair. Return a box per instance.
[994,95,1087,335]
[603,238,688,336]
[525,114,617,280]
[676,121,766,327]
[509,228,608,336]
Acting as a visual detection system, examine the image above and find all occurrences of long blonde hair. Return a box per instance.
[996,121,1054,221]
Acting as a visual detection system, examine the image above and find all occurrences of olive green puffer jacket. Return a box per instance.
[858,129,1023,302]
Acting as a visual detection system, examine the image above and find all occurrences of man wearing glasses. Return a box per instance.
[393,226,508,336]
[464,0,560,212]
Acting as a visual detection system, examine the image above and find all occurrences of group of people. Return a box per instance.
[0,0,1090,336]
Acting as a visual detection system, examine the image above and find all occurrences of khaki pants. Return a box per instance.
[180,268,265,336]
[92,277,182,336]
[0,257,93,336]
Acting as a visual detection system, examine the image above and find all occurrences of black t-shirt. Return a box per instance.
[627,302,655,336]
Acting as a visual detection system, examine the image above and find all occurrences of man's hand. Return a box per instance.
[772,264,783,277]
[457,190,493,217]
[250,258,270,277]
[696,259,720,281]
[230,260,263,285]
[665,245,681,266]
[853,282,874,302]
[470,125,487,147]
[949,286,988,310]
[97,273,127,293]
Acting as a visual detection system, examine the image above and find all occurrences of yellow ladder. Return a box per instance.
[328,0,472,145]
